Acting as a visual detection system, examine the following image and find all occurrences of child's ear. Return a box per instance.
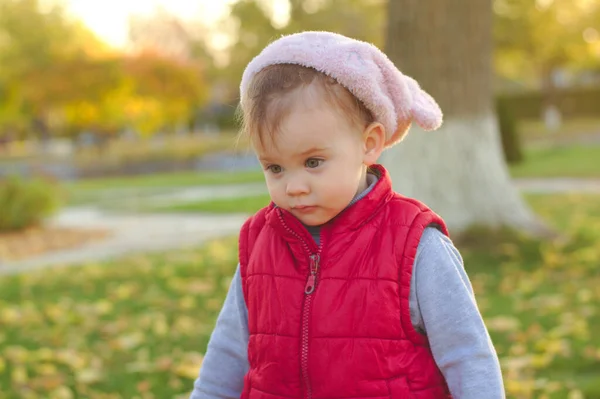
[362,122,386,166]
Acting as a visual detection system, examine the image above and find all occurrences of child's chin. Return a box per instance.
[302,220,321,227]
[298,214,331,227]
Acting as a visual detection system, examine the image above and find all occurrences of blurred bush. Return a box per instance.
[498,86,600,120]
[72,133,249,178]
[0,176,62,232]
[496,98,523,164]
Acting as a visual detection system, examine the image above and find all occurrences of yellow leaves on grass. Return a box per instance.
[486,269,599,397]
[486,316,521,332]
[463,195,600,398]
[0,241,235,397]
[174,352,204,380]
[76,367,104,385]
[112,332,145,351]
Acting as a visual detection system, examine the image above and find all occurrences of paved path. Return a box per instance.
[525,131,600,148]
[514,177,600,193]
[0,208,249,275]
[1,177,599,275]
[1,183,269,274]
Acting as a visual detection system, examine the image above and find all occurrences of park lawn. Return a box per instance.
[65,169,264,206]
[67,170,264,192]
[150,194,273,214]
[0,238,240,399]
[510,145,600,178]
[0,193,599,398]
[459,193,600,398]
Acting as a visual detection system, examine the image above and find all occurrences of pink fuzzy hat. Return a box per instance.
[240,31,443,148]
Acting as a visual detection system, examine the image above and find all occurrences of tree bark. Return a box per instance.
[382,0,547,235]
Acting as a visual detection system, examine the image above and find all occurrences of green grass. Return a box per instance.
[68,169,264,191]
[510,145,600,178]
[65,169,265,206]
[1,194,600,398]
[151,194,272,214]
[460,193,600,398]
[0,238,239,399]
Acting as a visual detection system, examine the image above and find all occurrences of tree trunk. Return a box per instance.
[382,0,547,235]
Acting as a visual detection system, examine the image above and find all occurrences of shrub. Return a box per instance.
[0,176,63,232]
[495,86,600,120]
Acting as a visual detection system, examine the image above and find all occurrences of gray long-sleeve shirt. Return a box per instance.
[191,177,505,399]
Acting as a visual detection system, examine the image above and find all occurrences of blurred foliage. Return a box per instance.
[215,0,600,130]
[221,0,600,91]
[221,0,385,87]
[519,117,600,140]
[0,0,109,132]
[0,194,599,397]
[75,134,237,164]
[0,0,599,140]
[69,134,242,179]
[61,52,207,138]
[0,176,62,232]
[497,87,600,120]
[494,0,600,85]
[0,0,209,139]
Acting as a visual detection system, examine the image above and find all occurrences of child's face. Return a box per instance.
[255,88,375,226]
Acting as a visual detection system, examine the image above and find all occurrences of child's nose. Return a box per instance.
[286,178,310,196]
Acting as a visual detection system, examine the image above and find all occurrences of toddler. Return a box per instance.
[190,31,505,399]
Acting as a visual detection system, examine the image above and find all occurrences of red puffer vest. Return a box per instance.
[238,164,452,399]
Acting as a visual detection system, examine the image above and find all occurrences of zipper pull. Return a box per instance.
[304,254,320,295]
[305,274,316,295]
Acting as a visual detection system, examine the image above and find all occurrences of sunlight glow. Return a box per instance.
[67,0,233,48]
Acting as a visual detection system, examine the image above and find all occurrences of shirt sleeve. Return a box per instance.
[190,265,249,399]
[409,227,505,399]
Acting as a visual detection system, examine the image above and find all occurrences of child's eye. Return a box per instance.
[267,165,282,174]
[305,158,323,168]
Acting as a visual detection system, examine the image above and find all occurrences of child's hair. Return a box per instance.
[238,64,374,147]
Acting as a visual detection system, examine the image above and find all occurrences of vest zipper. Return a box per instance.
[301,253,320,399]
[304,254,319,294]
[276,210,322,399]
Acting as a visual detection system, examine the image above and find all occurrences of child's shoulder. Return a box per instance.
[383,192,448,233]
[240,202,276,236]
[386,191,436,217]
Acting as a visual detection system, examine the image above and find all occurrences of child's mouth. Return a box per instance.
[293,205,317,213]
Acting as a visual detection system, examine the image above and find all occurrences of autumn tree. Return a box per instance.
[0,1,209,139]
[0,0,110,135]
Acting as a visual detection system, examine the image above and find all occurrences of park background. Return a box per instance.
[0,0,600,398]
